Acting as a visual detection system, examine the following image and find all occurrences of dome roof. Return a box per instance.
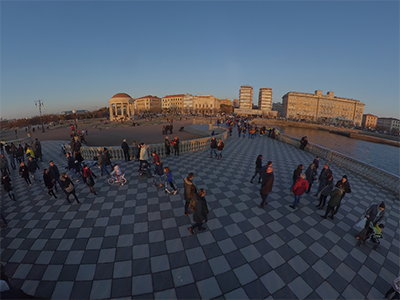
[111,93,132,99]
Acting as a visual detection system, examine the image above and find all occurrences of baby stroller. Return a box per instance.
[139,161,152,179]
[357,222,384,250]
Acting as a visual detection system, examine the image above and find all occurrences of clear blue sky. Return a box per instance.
[1,1,399,119]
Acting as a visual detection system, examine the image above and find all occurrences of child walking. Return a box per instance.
[164,167,178,195]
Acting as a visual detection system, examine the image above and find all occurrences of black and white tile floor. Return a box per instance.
[0,136,399,299]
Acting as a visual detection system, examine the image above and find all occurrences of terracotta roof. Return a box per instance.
[136,95,160,100]
[163,94,185,98]
[111,93,132,99]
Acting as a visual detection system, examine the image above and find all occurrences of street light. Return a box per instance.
[34,99,45,132]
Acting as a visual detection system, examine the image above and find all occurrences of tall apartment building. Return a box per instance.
[258,88,272,112]
[239,85,253,109]
[134,95,161,113]
[376,117,400,132]
[161,94,184,113]
[361,114,378,129]
[281,90,365,126]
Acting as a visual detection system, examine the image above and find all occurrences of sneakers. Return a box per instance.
[188,227,194,235]
[173,190,178,195]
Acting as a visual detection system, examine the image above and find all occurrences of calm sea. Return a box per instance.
[279,127,400,177]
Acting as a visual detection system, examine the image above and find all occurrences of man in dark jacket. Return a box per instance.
[258,167,274,209]
[321,186,344,220]
[334,175,351,214]
[188,189,208,234]
[60,173,81,204]
[27,157,40,182]
[121,139,130,161]
[164,137,171,157]
[209,137,217,158]
[314,163,332,196]
[184,173,197,216]
[49,160,63,192]
[97,151,110,177]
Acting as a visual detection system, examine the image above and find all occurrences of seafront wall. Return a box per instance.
[277,133,400,196]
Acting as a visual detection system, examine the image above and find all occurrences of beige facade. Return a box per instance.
[281,90,365,126]
[239,86,253,109]
[109,93,135,121]
[258,88,272,111]
[134,95,161,113]
[162,94,185,113]
[193,95,221,114]
[362,114,378,129]
[220,98,233,106]
[183,94,194,113]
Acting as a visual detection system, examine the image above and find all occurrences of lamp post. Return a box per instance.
[34,99,45,132]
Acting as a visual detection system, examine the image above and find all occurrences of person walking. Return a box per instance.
[1,172,15,201]
[316,174,334,210]
[27,157,40,182]
[384,276,400,300]
[49,161,63,192]
[216,138,224,160]
[173,137,180,156]
[19,162,31,186]
[250,155,263,184]
[154,160,164,187]
[188,189,209,234]
[164,167,178,195]
[121,139,130,161]
[164,137,171,157]
[209,137,217,158]
[321,186,344,220]
[334,175,351,214]
[0,154,10,175]
[305,163,317,193]
[289,174,309,209]
[258,167,274,209]
[60,173,81,204]
[132,141,140,162]
[313,156,320,170]
[83,164,97,195]
[139,143,149,170]
[292,164,303,188]
[97,151,110,177]
[355,201,386,240]
[43,169,57,199]
[103,148,112,170]
[184,173,197,216]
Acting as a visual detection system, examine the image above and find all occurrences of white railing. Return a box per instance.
[0,136,32,145]
[278,133,400,196]
[66,129,228,161]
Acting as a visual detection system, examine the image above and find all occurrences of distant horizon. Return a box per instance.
[1,1,398,120]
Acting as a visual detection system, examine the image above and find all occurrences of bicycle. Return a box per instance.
[108,174,127,186]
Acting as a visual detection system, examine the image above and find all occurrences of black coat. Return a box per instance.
[48,165,60,180]
[27,160,39,173]
[261,172,274,195]
[1,175,12,192]
[305,167,317,184]
[184,177,197,202]
[192,194,209,223]
[365,204,385,225]
[121,142,129,152]
[19,165,29,178]
[43,173,54,189]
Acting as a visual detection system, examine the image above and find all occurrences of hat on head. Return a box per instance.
[343,175,347,179]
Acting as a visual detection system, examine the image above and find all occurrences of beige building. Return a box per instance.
[183,94,194,113]
[162,94,185,113]
[134,95,161,113]
[281,90,365,126]
[362,114,378,129]
[239,86,253,109]
[193,95,221,115]
[109,93,135,121]
[376,117,400,132]
[258,88,272,112]
[220,98,233,106]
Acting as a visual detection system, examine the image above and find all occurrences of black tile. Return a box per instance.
[322,252,341,270]
[202,243,223,259]
[168,251,189,269]
[150,241,167,256]
[111,277,132,298]
[148,220,163,231]
[232,234,251,248]
[300,267,324,290]
[102,236,118,249]
[258,213,274,224]
[176,215,190,226]
[272,285,298,299]
[108,216,122,226]
[274,263,297,284]
[115,246,132,261]
[63,228,79,239]
[297,232,315,247]
[176,283,201,300]
[331,225,346,237]
[98,209,111,218]
[147,204,160,212]
[299,249,319,268]
[21,250,41,264]
[250,256,272,277]
[82,218,96,227]
[123,207,136,215]
[181,236,201,250]
[225,250,247,269]
[218,215,235,226]
[50,251,68,265]
[336,239,354,254]
[164,227,180,240]
[224,205,238,214]
[161,210,174,219]
[241,209,256,219]
[152,271,174,292]
[216,270,241,294]
[256,225,274,238]
[58,265,79,281]
[70,281,93,299]
[81,250,100,264]
[253,239,274,256]
[16,228,34,239]
[327,271,348,293]
[94,263,114,280]
[275,244,297,261]
[211,228,230,241]
[236,220,254,232]
[38,229,54,239]
[276,216,292,228]
[132,293,153,300]
[364,256,381,274]
[373,274,391,294]
[57,219,72,229]
[26,264,47,280]
[71,238,88,251]
[120,224,135,234]
[351,274,371,295]
[244,278,269,299]
[112,201,125,208]
[382,260,399,277]
[296,220,312,232]
[135,213,148,223]
[132,258,151,276]
[190,261,213,282]
[132,233,149,245]
[35,281,56,299]
[343,255,362,273]
[43,239,61,251]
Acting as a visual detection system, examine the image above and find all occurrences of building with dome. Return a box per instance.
[109,93,135,121]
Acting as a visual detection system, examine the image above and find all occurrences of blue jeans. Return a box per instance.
[210,148,217,157]
[292,194,302,207]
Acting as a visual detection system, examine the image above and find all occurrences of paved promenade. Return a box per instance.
[1,135,399,299]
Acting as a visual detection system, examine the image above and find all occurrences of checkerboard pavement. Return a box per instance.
[1,136,399,299]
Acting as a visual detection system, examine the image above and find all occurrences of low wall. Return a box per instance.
[278,133,400,196]
[67,128,228,161]
[0,136,32,145]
